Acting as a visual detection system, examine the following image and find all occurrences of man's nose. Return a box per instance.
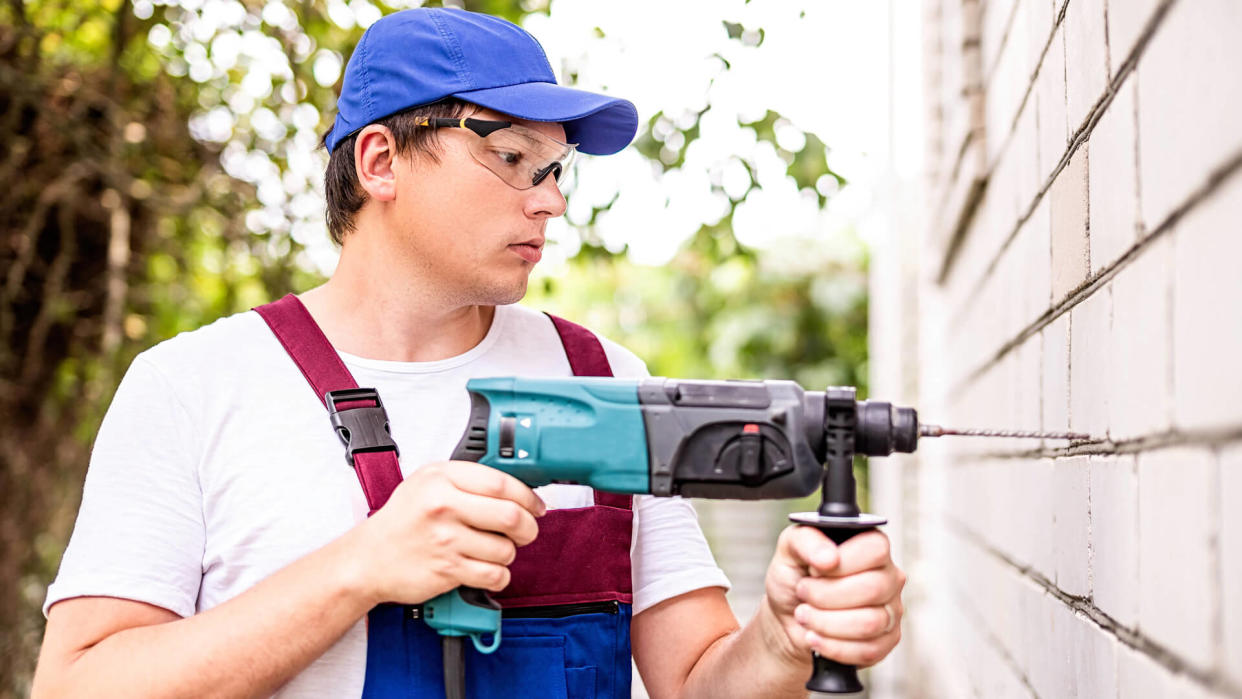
[525,173,567,218]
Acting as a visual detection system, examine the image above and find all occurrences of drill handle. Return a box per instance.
[788,512,886,695]
[422,586,503,654]
[804,524,871,694]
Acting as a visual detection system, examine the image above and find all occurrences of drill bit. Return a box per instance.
[920,424,1094,441]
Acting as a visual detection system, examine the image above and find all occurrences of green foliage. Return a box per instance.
[528,225,868,390]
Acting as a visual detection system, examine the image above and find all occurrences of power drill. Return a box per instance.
[425,376,1086,696]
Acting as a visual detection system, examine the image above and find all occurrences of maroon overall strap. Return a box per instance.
[545,313,633,511]
[254,294,403,514]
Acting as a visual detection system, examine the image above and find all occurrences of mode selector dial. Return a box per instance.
[738,425,764,482]
[715,424,792,485]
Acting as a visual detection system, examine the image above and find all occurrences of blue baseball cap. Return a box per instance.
[323,8,639,156]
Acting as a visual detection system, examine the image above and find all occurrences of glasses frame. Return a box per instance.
[413,117,577,190]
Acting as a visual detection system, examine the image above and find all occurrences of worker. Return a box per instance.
[32,8,904,697]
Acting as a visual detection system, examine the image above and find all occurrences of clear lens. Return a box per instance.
[465,124,577,192]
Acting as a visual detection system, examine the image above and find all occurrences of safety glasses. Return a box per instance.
[415,117,577,192]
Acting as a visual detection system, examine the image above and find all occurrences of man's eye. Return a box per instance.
[495,150,523,165]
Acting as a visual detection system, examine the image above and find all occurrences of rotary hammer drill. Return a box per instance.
[418,376,1086,696]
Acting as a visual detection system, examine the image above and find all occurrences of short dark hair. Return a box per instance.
[320,98,472,245]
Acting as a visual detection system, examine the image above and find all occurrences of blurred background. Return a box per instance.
[0,0,915,694]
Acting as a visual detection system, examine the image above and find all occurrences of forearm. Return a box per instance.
[677,596,811,699]
[35,525,378,699]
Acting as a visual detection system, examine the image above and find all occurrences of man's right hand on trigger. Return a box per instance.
[347,461,547,607]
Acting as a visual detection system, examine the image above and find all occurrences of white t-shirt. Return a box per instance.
[45,302,730,698]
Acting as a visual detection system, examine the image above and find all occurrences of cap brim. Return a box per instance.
[453,81,638,155]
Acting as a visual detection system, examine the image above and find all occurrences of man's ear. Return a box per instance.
[354,125,398,202]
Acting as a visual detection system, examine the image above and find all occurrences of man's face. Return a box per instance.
[385,107,569,307]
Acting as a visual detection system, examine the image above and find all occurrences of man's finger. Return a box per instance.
[445,461,547,517]
[804,626,901,668]
[454,491,540,546]
[451,557,513,593]
[779,525,840,574]
[795,567,902,609]
[794,599,903,641]
[452,528,520,567]
[827,530,892,578]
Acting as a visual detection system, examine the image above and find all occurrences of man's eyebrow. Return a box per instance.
[502,127,564,152]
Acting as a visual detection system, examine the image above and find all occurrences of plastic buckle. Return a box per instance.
[325,388,399,467]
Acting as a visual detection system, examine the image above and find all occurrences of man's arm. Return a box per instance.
[32,462,546,698]
[632,527,904,699]
[34,528,374,699]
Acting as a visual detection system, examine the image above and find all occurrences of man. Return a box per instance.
[33,8,904,698]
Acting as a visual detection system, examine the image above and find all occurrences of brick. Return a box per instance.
[1050,147,1089,301]
[983,8,1026,166]
[1069,288,1110,439]
[932,140,986,260]
[1106,0,1161,70]
[1118,647,1223,699]
[1021,194,1052,322]
[1109,234,1171,441]
[983,114,1023,238]
[1063,0,1110,133]
[1014,336,1041,432]
[981,0,1017,78]
[1048,603,1117,699]
[973,649,1033,699]
[1023,584,1058,698]
[1053,456,1090,596]
[1012,458,1056,581]
[1014,105,1041,217]
[1171,174,1242,431]
[1137,447,1215,668]
[1041,313,1069,433]
[1036,26,1068,184]
[1222,445,1242,685]
[1087,79,1140,275]
[1024,0,1055,73]
[1089,455,1139,627]
[1137,0,1242,230]
[990,560,1027,662]
[1118,644,1177,699]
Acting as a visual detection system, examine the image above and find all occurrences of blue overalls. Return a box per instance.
[256,296,633,698]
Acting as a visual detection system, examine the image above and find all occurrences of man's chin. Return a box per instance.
[471,278,529,307]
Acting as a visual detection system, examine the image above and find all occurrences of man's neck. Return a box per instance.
[298,242,496,364]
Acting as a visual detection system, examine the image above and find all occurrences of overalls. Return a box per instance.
[256,296,633,698]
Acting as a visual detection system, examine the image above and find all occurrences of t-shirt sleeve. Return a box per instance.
[594,335,733,614]
[630,495,731,615]
[44,355,205,618]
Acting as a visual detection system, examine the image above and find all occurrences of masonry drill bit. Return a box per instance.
[919,424,1094,441]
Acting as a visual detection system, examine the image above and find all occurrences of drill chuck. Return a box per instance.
[854,400,919,456]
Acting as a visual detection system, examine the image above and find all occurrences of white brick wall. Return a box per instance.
[1049,146,1089,301]
[1035,24,1068,181]
[1172,174,1242,432]
[1138,447,1216,668]
[868,0,1242,696]
[1137,0,1242,231]
[1109,234,1171,441]
[1222,445,1242,686]
[1053,456,1090,596]
[1089,454,1139,627]
[1063,0,1109,132]
[1087,80,1139,275]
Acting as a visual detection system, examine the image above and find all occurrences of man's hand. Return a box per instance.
[345,461,547,608]
[762,526,905,669]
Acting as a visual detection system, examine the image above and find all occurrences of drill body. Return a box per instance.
[451,376,829,499]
